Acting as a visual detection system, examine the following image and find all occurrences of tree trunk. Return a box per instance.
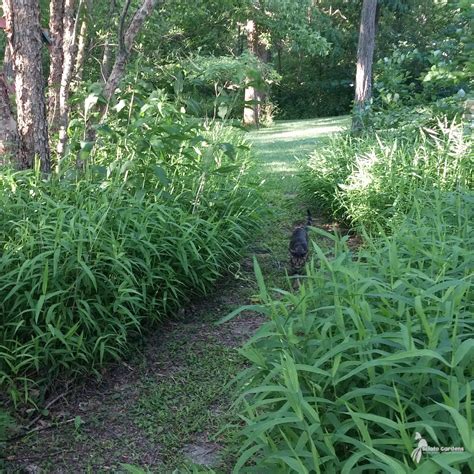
[102,0,158,108]
[57,0,83,157]
[48,0,65,131]
[3,0,51,172]
[352,0,377,132]
[100,0,117,81]
[243,84,257,127]
[0,73,19,163]
[83,0,158,150]
[256,40,268,123]
[243,19,267,127]
[101,43,113,82]
[243,19,258,126]
[72,14,87,89]
[72,0,92,90]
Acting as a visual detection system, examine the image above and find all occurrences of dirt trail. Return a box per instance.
[4,117,349,473]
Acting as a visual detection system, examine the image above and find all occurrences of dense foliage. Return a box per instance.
[300,120,472,230]
[0,89,260,405]
[231,191,473,472]
[0,0,472,471]
[226,3,473,471]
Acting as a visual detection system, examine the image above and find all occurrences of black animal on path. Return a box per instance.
[289,210,312,272]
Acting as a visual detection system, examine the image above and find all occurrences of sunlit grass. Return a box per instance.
[300,119,472,228]
[260,160,298,174]
[249,116,350,192]
[249,116,350,166]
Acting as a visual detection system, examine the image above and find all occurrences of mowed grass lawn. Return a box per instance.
[249,116,350,188]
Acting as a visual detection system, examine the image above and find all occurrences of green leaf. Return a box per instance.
[120,464,148,474]
[218,142,236,160]
[114,99,127,113]
[84,93,99,115]
[453,339,474,366]
[153,166,170,185]
[436,403,473,452]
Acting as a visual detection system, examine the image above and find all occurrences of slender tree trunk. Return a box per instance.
[243,19,267,127]
[243,84,257,126]
[72,13,87,89]
[48,0,65,131]
[255,42,268,123]
[84,0,158,149]
[100,0,117,81]
[352,0,377,132]
[3,0,51,172]
[72,0,93,91]
[101,43,113,82]
[243,19,258,126]
[57,0,83,157]
[0,73,19,162]
[102,0,158,108]
[234,25,242,56]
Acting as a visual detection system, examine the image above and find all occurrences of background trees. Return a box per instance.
[0,0,470,168]
[1,0,159,168]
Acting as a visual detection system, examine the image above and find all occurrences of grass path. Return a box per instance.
[4,117,349,473]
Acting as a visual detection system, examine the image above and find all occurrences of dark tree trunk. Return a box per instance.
[235,24,243,56]
[0,73,19,162]
[48,0,65,132]
[3,0,51,172]
[352,0,377,132]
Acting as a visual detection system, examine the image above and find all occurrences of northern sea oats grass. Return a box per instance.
[230,191,473,472]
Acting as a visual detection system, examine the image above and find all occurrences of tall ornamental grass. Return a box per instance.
[228,191,473,472]
[300,119,472,230]
[0,94,261,405]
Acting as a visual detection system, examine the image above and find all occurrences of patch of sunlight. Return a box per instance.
[252,124,346,143]
[262,161,298,173]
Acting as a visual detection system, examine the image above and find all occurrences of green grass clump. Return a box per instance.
[300,119,472,230]
[230,191,473,472]
[0,95,261,406]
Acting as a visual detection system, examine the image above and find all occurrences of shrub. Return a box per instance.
[300,120,472,230]
[0,95,261,406]
[299,133,360,219]
[228,191,474,473]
